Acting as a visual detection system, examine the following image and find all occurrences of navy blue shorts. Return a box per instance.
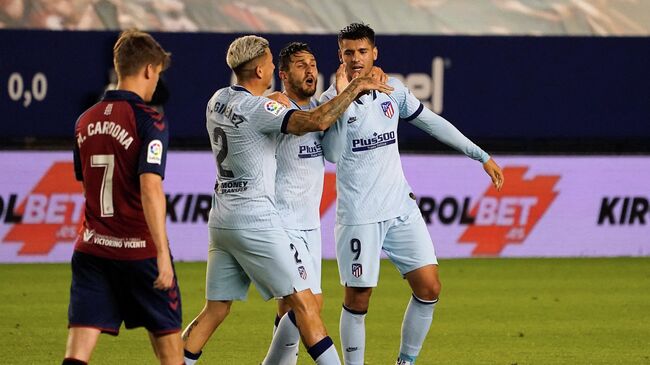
[68,251,182,335]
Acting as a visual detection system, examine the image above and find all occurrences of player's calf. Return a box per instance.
[182,300,232,364]
[284,290,341,364]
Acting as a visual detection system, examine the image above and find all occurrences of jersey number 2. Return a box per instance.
[213,127,234,178]
[91,154,115,217]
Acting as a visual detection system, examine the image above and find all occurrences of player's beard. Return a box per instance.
[290,78,316,99]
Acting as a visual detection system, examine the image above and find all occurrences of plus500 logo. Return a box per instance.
[352,131,396,152]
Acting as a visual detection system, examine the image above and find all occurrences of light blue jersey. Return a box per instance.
[275,98,323,230]
[321,77,489,225]
[206,85,296,229]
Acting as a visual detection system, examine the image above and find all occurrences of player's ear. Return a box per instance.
[338,49,343,64]
[144,64,154,79]
[373,47,378,61]
[279,70,287,81]
[255,64,263,79]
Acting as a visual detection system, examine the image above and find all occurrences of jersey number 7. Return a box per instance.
[91,154,115,217]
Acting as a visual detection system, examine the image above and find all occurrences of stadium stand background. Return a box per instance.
[2,0,650,35]
[2,0,649,153]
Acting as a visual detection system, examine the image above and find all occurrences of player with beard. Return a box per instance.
[260,40,347,364]
[261,41,324,365]
[262,42,390,365]
[181,35,393,365]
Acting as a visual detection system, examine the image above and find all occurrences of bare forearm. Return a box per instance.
[140,174,169,256]
[286,82,361,135]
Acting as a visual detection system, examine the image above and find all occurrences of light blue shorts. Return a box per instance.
[206,227,315,301]
[284,228,322,295]
[335,207,438,287]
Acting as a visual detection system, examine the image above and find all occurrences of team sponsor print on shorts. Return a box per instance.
[147,139,163,165]
[264,100,286,116]
[351,263,363,278]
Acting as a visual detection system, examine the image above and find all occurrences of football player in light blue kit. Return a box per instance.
[181,35,393,365]
[262,41,326,365]
[321,24,505,365]
[263,42,390,365]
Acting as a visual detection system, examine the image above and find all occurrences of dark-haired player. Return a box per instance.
[261,41,335,364]
[180,34,392,365]
[321,23,504,365]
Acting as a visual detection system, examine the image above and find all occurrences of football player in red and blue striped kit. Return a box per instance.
[63,30,184,365]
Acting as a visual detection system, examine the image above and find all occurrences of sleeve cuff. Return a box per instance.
[480,153,490,164]
[401,103,424,122]
[281,109,296,134]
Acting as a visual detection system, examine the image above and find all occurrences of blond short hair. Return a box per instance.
[226,35,269,72]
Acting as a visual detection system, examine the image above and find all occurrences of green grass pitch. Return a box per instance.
[1,258,649,364]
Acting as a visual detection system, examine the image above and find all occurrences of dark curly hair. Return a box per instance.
[338,23,375,45]
[278,42,314,71]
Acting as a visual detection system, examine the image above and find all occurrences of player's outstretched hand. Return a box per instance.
[154,252,175,290]
[267,91,291,107]
[335,63,350,94]
[483,158,504,191]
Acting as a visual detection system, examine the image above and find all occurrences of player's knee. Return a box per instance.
[204,300,231,321]
[289,296,319,317]
[344,288,372,312]
[414,280,441,301]
[284,291,318,318]
[277,299,292,316]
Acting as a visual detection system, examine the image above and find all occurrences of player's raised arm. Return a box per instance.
[285,73,393,135]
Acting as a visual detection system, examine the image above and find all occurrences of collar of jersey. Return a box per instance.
[231,85,252,94]
[287,95,315,110]
[102,90,144,102]
[354,90,377,105]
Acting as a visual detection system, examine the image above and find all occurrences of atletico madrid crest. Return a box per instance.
[381,101,394,118]
[352,263,363,278]
[298,266,307,280]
